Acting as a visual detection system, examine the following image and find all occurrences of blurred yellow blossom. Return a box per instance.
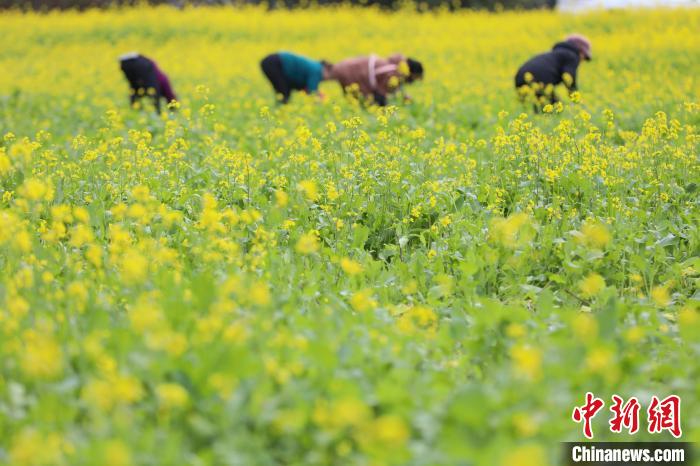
[340,257,363,275]
[156,383,189,409]
[295,231,319,254]
[579,273,606,298]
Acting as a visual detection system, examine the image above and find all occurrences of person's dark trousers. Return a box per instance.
[260,54,291,104]
[373,92,387,107]
[120,56,162,113]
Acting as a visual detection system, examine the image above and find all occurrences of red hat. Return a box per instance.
[566,34,592,61]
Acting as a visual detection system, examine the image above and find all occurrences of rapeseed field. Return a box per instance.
[0,5,698,466]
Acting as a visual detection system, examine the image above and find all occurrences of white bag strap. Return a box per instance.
[369,54,399,91]
[368,54,378,90]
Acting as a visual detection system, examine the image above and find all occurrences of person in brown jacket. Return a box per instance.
[328,54,423,106]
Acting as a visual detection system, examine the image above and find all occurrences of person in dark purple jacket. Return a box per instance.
[119,52,177,113]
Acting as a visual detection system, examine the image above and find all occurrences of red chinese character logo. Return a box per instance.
[609,395,641,434]
[647,395,682,438]
[572,392,605,439]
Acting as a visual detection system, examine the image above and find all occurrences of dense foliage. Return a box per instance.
[0,6,698,466]
[0,0,554,12]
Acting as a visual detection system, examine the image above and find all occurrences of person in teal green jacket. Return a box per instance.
[260,52,332,104]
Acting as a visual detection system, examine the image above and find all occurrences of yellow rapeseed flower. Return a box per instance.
[578,220,612,249]
[340,257,363,275]
[510,344,542,381]
[156,383,189,409]
[572,313,598,340]
[21,333,64,379]
[585,345,615,373]
[275,190,289,207]
[18,177,51,201]
[103,440,133,466]
[120,250,148,284]
[295,232,319,254]
[367,414,410,447]
[350,289,377,312]
[651,285,671,307]
[579,273,606,298]
[335,398,371,427]
[10,429,69,466]
[249,281,272,306]
[297,180,319,201]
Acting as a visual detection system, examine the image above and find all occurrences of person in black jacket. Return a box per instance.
[515,34,592,109]
[119,52,177,113]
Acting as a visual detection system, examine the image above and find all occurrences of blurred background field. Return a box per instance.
[0,6,698,138]
[0,5,698,466]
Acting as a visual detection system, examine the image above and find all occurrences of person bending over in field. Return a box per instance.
[119,52,177,114]
[514,34,591,110]
[260,52,333,104]
[328,54,424,107]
